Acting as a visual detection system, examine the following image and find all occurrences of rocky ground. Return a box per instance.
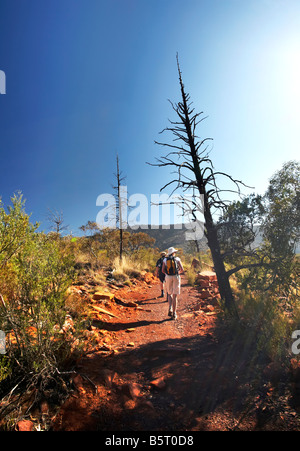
[45,271,300,432]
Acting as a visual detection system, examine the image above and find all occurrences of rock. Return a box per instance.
[181,313,194,319]
[198,290,211,299]
[205,311,218,316]
[98,344,111,352]
[93,292,114,302]
[72,374,84,390]
[196,271,217,282]
[114,298,138,308]
[150,377,166,390]
[198,279,210,288]
[17,420,34,431]
[126,301,138,307]
[71,374,87,394]
[209,296,220,306]
[143,272,155,284]
[100,369,116,388]
[91,305,118,318]
[62,314,74,333]
[121,382,142,400]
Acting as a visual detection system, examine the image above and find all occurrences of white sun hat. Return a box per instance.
[167,247,178,256]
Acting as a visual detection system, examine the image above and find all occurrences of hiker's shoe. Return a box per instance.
[172,312,177,320]
[168,309,173,317]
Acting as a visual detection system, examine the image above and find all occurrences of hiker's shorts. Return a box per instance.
[165,275,181,295]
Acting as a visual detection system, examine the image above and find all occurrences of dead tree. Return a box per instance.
[112,154,127,262]
[47,208,69,235]
[150,55,254,316]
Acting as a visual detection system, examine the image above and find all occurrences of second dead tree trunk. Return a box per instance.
[113,154,127,263]
[116,155,124,262]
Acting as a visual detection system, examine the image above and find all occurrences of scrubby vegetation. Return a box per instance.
[0,195,81,426]
[0,160,299,430]
[0,194,162,428]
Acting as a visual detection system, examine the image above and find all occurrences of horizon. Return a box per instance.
[1,0,300,235]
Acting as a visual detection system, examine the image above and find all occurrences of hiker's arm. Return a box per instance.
[161,261,167,275]
[178,260,184,274]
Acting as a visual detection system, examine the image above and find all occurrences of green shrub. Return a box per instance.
[236,291,296,363]
[0,194,81,407]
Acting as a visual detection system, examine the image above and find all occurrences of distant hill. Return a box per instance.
[133,224,300,254]
[132,224,208,253]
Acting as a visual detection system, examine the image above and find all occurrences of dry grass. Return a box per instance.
[112,256,143,282]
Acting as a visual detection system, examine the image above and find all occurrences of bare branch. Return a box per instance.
[226,261,264,278]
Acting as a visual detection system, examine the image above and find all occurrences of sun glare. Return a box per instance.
[275,38,300,99]
[260,33,300,124]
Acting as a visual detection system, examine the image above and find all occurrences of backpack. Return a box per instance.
[165,256,178,276]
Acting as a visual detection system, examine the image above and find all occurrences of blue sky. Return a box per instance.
[0,0,299,234]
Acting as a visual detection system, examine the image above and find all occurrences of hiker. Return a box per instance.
[155,251,167,298]
[162,247,184,320]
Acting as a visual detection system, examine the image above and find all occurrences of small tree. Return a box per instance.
[216,193,266,276]
[246,161,300,297]
[47,208,69,236]
[216,161,300,306]
[0,194,78,417]
[0,193,38,267]
[263,161,300,259]
[79,220,102,267]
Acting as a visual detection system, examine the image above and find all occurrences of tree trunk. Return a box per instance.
[119,227,123,262]
[116,154,124,262]
[192,160,238,316]
[204,204,238,316]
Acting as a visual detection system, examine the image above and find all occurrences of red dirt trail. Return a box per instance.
[52,274,300,431]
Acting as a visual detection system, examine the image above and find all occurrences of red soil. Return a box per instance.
[51,273,300,431]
